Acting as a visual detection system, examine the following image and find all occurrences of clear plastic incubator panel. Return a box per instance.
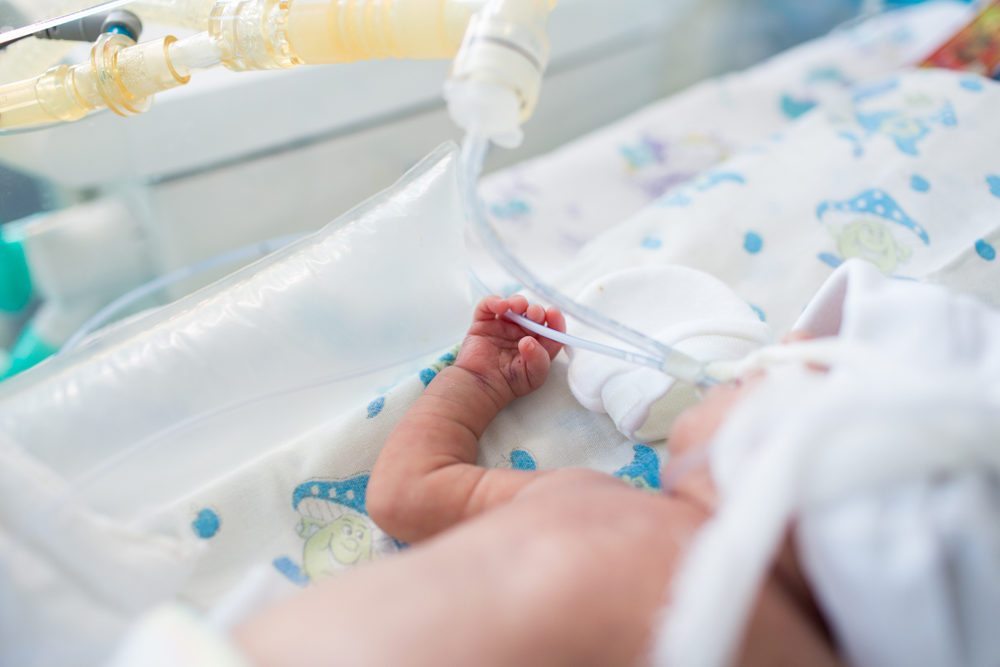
[0,143,473,515]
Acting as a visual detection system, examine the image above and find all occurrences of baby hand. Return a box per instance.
[456,295,566,406]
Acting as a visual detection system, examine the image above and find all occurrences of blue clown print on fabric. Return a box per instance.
[852,100,956,156]
[658,171,745,208]
[836,79,957,158]
[274,474,397,586]
[806,67,851,86]
[621,134,668,171]
[660,191,693,207]
[620,132,732,201]
[487,171,539,223]
[780,94,818,119]
[851,77,900,103]
[489,199,532,221]
[816,189,929,274]
[614,445,662,492]
[700,172,745,189]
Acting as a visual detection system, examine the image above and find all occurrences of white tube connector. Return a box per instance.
[168,31,224,73]
[445,0,556,148]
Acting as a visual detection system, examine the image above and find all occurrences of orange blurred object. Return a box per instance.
[920,0,1000,78]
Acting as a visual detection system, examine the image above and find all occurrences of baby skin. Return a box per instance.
[235,296,840,667]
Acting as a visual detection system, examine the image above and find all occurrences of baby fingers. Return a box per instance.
[475,295,512,321]
[518,336,552,390]
[543,307,565,334]
[525,303,545,323]
[507,294,529,315]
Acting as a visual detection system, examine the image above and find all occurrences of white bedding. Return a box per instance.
[3,4,995,665]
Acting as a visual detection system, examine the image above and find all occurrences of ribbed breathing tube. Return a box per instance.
[459,135,719,389]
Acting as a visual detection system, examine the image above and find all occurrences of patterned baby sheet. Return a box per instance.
[475,1,973,289]
[557,68,1000,332]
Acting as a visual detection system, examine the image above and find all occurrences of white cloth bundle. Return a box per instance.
[656,261,1000,667]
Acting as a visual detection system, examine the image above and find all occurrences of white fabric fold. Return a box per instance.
[654,261,1000,667]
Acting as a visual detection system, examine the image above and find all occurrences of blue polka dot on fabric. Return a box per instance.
[510,450,538,471]
[743,231,763,254]
[910,174,930,192]
[641,236,662,250]
[976,239,996,261]
[960,77,984,92]
[749,304,766,322]
[192,508,220,539]
[988,175,1000,199]
[367,396,385,419]
[419,368,437,386]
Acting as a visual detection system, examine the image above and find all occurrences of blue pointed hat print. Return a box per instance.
[292,474,369,515]
[816,188,929,244]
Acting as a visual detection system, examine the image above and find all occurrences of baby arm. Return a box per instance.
[367,295,565,544]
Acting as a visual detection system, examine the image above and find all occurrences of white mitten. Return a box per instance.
[567,265,771,441]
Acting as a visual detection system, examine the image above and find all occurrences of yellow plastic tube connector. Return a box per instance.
[208,0,477,72]
[0,0,558,129]
[283,0,474,64]
[0,33,191,128]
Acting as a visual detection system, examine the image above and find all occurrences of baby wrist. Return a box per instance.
[446,364,514,414]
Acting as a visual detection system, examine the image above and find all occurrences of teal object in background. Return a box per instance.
[1,325,56,380]
[0,230,32,314]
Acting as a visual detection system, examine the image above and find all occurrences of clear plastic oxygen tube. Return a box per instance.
[468,271,663,369]
[459,135,719,389]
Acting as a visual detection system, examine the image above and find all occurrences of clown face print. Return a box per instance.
[273,474,399,586]
[816,189,929,275]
